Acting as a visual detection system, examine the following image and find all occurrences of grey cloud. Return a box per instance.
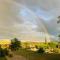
[0,0,60,41]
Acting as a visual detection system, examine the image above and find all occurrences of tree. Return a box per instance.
[58,35,60,42]
[57,16,60,23]
[10,38,21,51]
[45,37,47,44]
[57,35,60,48]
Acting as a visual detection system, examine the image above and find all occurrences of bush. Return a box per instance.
[0,48,10,57]
[35,45,38,49]
[37,47,45,54]
[0,45,12,57]
[0,49,5,57]
[8,54,13,57]
[10,38,21,51]
[3,48,9,56]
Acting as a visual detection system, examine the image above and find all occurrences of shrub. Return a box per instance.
[10,38,21,51]
[0,45,11,57]
[3,48,9,56]
[35,45,38,49]
[0,49,5,57]
[37,47,45,54]
[0,45,5,57]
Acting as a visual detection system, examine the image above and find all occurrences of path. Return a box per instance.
[7,52,27,60]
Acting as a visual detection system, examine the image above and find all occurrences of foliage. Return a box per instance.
[38,43,49,49]
[37,47,45,54]
[0,46,9,57]
[48,42,57,48]
[58,35,60,38]
[0,46,5,57]
[10,38,21,51]
[35,45,38,49]
[58,34,60,41]
[3,48,9,56]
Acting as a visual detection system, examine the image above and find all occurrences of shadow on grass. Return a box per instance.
[14,48,60,60]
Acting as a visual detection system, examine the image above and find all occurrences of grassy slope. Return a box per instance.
[14,48,60,60]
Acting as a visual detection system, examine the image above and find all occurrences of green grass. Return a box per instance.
[14,48,60,60]
[0,57,7,60]
[21,42,58,49]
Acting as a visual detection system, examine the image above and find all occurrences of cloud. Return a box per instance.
[0,0,56,42]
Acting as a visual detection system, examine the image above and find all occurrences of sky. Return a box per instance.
[14,0,60,36]
[0,0,60,41]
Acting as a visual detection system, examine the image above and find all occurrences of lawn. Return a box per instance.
[14,48,60,60]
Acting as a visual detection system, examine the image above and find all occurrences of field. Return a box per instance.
[14,48,60,60]
[21,42,48,47]
[0,48,60,60]
[0,41,60,60]
[21,42,58,49]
